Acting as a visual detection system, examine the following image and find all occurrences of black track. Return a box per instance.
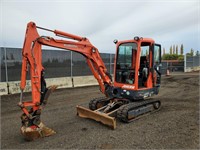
[117,99,161,122]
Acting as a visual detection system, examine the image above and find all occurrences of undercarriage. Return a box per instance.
[77,96,161,129]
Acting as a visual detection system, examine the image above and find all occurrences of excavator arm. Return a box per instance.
[18,22,113,140]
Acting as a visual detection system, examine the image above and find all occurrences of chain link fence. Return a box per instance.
[161,55,200,74]
[0,47,115,82]
[1,47,199,83]
[161,60,184,74]
[184,55,200,72]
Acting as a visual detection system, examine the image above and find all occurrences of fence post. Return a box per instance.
[184,55,186,72]
[109,54,112,74]
[193,55,194,68]
[167,61,168,73]
[70,51,74,87]
[4,47,10,94]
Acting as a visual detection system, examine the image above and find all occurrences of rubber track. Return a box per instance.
[117,100,161,122]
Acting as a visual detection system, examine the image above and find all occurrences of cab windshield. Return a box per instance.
[115,42,137,84]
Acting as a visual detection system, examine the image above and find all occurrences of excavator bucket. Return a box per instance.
[76,105,116,129]
[20,85,57,141]
[21,122,56,141]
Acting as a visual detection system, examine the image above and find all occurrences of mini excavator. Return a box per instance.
[18,22,162,140]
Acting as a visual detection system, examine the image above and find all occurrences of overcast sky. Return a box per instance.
[1,0,199,54]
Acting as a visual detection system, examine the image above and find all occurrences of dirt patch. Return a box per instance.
[1,72,199,149]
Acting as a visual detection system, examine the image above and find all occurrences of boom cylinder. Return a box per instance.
[54,30,83,41]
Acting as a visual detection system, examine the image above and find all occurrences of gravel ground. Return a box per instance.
[1,72,199,149]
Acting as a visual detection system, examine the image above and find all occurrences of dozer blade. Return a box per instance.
[76,105,116,129]
[21,122,56,141]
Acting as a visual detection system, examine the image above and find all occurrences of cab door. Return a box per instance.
[152,44,162,86]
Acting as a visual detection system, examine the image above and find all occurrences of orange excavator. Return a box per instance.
[18,22,162,140]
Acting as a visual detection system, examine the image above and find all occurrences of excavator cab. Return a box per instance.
[111,37,162,100]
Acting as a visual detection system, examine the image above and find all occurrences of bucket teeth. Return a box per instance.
[21,122,56,141]
[38,122,56,137]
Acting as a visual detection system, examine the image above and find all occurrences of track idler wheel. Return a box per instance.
[89,97,110,110]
